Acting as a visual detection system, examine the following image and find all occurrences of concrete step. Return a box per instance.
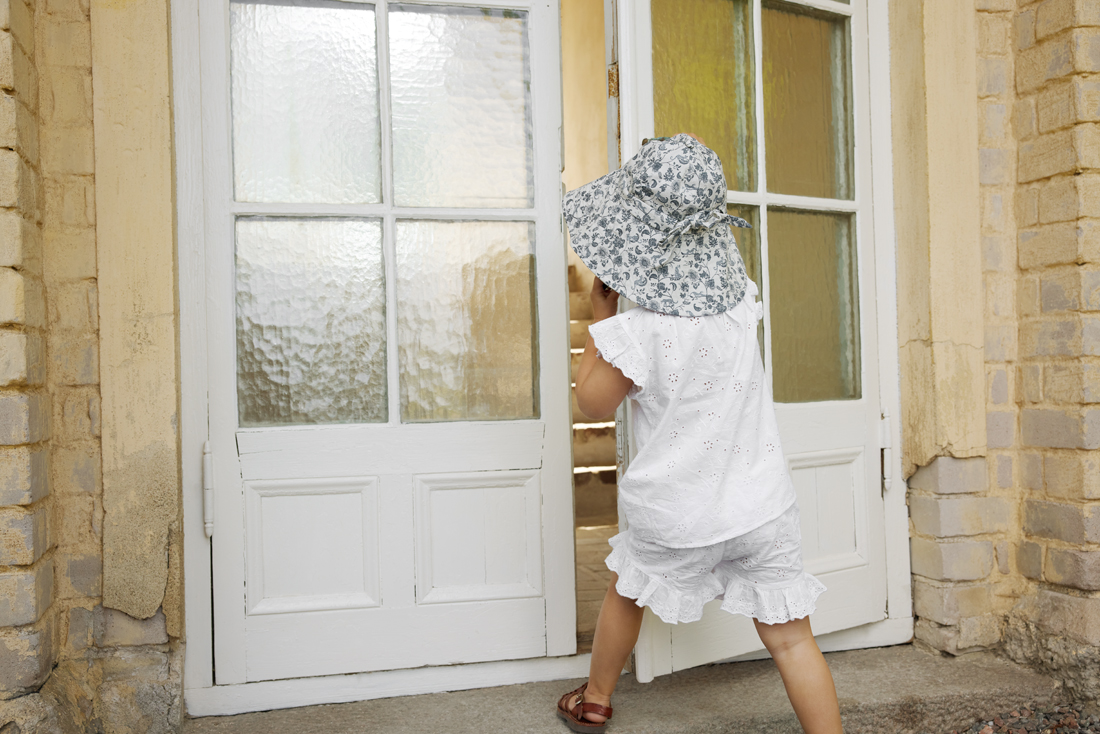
[572,423,616,467]
[183,645,1060,734]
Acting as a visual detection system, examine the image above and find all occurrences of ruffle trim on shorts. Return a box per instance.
[717,572,827,626]
[606,537,827,626]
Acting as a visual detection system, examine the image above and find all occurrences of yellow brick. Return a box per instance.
[1075,28,1100,73]
[979,13,1012,54]
[0,210,23,269]
[1017,35,1074,93]
[1015,97,1039,139]
[1077,124,1100,169]
[1017,185,1040,226]
[1038,175,1079,223]
[1019,128,1075,182]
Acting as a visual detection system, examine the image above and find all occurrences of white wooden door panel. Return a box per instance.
[203,0,572,685]
[246,598,547,681]
[615,0,891,677]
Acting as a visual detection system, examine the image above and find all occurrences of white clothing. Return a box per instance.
[606,504,825,625]
[587,284,796,549]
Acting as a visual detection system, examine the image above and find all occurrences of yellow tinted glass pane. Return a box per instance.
[652,0,756,192]
[768,210,859,403]
[763,4,853,199]
[728,204,763,356]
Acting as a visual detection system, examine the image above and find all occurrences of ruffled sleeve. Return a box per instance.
[588,313,648,391]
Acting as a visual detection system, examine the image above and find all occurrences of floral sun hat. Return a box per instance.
[563,134,751,317]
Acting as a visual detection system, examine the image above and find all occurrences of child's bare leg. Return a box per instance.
[581,572,645,722]
[754,617,843,734]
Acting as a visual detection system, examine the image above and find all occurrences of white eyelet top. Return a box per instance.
[588,286,796,549]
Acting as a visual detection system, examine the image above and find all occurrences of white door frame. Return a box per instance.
[612,0,912,683]
[174,0,909,717]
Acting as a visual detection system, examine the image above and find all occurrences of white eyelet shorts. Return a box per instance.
[605,503,826,625]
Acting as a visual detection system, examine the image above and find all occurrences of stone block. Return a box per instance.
[981,102,1008,144]
[1046,547,1100,590]
[572,423,615,467]
[914,618,961,655]
[909,495,1011,537]
[988,366,1009,405]
[984,234,1014,273]
[1019,128,1075,181]
[42,18,90,68]
[1017,34,1074,94]
[987,411,1015,449]
[97,647,182,734]
[1021,407,1088,448]
[1019,222,1081,269]
[908,457,988,495]
[977,0,1013,9]
[1075,28,1100,74]
[42,229,96,282]
[1015,96,1039,140]
[1019,275,1041,317]
[985,322,1018,361]
[51,444,99,496]
[996,540,1011,573]
[56,389,101,443]
[41,126,94,177]
[0,330,43,387]
[978,12,1011,54]
[985,274,1015,320]
[911,537,995,581]
[958,614,1003,649]
[95,607,169,647]
[1020,317,1080,357]
[1039,177,1080,226]
[0,504,48,565]
[0,615,54,699]
[996,455,1013,489]
[1033,588,1100,646]
[979,148,1011,185]
[983,190,1010,234]
[1045,452,1100,499]
[50,332,98,385]
[0,445,46,505]
[66,604,94,652]
[978,57,1009,97]
[60,552,100,598]
[913,579,993,626]
[1079,77,1100,123]
[1024,452,1044,491]
[1018,540,1044,579]
[1036,0,1076,40]
[48,280,97,332]
[0,557,52,626]
[0,211,25,270]
[1024,499,1100,542]
[1016,7,1037,49]
[1018,364,1042,403]
[1080,125,1100,170]
[0,391,47,445]
[56,495,95,547]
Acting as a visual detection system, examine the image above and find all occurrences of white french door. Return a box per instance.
[200,0,573,684]
[614,0,891,677]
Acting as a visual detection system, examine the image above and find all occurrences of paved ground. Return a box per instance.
[184,644,1061,734]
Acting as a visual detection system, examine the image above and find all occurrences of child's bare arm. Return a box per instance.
[575,277,634,420]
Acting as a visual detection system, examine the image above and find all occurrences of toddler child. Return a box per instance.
[556,134,843,734]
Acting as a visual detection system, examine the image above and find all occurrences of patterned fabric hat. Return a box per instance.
[563,134,751,317]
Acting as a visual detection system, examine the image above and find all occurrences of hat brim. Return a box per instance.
[563,170,749,317]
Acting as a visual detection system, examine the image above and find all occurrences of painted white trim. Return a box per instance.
[186,653,592,717]
[173,0,214,692]
[866,0,910,620]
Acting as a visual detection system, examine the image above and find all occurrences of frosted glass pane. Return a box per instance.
[389,6,533,208]
[652,0,756,192]
[397,221,537,422]
[231,1,381,204]
[768,210,859,403]
[763,5,852,199]
[236,218,387,426]
[728,204,763,356]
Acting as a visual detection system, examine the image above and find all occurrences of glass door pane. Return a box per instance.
[236,218,387,426]
[396,220,538,422]
[651,0,756,192]
[762,3,853,199]
[767,209,859,403]
[389,6,533,208]
[230,0,382,204]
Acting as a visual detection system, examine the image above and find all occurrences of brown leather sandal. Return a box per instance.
[556,682,613,732]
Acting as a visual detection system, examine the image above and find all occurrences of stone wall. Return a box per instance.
[0,0,182,730]
[1000,0,1100,701]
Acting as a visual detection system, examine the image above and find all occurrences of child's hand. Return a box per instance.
[590,277,619,322]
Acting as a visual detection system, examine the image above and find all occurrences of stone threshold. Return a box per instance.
[183,644,1061,734]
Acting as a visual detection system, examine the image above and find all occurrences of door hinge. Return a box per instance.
[607,62,619,99]
[879,410,893,496]
[202,440,214,538]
